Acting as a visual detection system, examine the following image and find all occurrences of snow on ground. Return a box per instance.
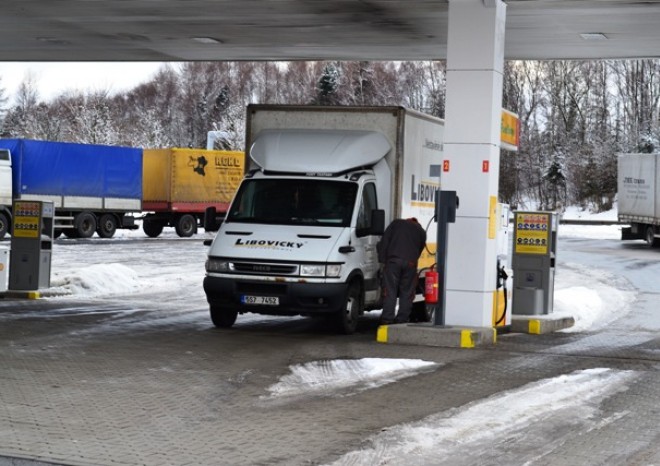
[325,368,637,466]
[49,263,141,296]
[263,358,440,400]
[553,262,634,333]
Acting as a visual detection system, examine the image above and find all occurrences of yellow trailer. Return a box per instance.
[142,148,244,237]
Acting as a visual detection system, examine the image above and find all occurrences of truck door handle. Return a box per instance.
[338,246,355,253]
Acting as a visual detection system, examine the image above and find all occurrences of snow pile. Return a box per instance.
[50,263,141,296]
[264,358,439,399]
[327,368,637,466]
[553,264,635,332]
[561,205,618,221]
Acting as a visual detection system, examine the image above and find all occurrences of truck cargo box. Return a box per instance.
[0,139,142,211]
[142,148,244,213]
[618,153,660,223]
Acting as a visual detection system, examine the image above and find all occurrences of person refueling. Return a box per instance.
[377,217,426,325]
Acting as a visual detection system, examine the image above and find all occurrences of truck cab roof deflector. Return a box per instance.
[250,129,391,174]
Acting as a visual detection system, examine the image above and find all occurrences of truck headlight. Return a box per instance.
[300,264,325,277]
[300,264,342,278]
[326,264,342,277]
[206,258,230,272]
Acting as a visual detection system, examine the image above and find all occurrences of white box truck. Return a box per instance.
[618,153,660,246]
[203,105,444,333]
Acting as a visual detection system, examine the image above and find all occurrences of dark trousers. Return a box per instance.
[381,258,418,322]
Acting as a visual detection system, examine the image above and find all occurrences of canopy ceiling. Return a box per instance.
[2,0,660,61]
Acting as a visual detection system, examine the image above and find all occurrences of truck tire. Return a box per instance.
[336,282,362,335]
[210,306,238,328]
[75,212,97,238]
[143,219,164,238]
[645,226,659,248]
[175,214,197,237]
[0,212,9,240]
[96,214,118,238]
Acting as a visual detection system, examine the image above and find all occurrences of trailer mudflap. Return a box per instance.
[622,226,642,240]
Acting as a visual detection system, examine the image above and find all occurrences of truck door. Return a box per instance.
[355,182,381,302]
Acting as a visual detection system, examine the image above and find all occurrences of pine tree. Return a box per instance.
[317,63,340,105]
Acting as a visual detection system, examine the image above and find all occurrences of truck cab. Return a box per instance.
[0,149,13,238]
[203,129,389,334]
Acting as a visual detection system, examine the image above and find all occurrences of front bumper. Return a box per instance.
[203,275,348,316]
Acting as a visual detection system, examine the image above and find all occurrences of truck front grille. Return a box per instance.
[232,261,298,276]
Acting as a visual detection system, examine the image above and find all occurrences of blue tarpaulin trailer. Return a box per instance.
[0,139,143,239]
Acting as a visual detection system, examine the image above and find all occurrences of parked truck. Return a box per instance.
[141,148,244,237]
[618,152,660,247]
[0,140,245,240]
[203,105,444,333]
[0,139,142,239]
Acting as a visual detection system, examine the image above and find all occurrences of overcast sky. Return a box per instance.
[0,62,167,103]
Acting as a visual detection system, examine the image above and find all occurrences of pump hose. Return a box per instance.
[423,215,436,256]
[495,266,508,326]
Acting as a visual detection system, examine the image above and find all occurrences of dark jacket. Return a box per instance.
[377,218,426,264]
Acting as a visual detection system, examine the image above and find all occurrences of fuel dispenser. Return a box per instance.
[494,203,513,330]
[430,190,458,326]
[9,200,55,291]
[511,211,558,315]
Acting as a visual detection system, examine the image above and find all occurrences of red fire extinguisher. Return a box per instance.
[424,266,439,304]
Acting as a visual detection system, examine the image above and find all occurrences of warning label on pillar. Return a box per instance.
[514,213,550,255]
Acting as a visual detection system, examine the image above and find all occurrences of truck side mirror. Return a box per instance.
[203,206,223,232]
[371,209,385,235]
[356,209,385,237]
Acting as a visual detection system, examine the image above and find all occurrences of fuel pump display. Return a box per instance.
[9,200,54,291]
[511,211,557,316]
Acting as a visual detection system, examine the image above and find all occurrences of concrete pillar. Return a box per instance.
[442,0,506,327]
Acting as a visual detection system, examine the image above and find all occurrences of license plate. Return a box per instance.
[241,295,279,306]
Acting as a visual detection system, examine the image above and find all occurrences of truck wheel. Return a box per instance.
[143,219,164,238]
[75,212,97,238]
[175,214,197,237]
[210,306,238,328]
[0,212,9,240]
[336,282,362,334]
[96,214,118,238]
[645,226,659,248]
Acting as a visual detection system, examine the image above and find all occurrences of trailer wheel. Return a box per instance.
[645,226,659,248]
[0,212,9,240]
[143,219,164,238]
[96,214,118,238]
[335,282,362,335]
[74,212,97,238]
[175,214,197,238]
[210,306,238,328]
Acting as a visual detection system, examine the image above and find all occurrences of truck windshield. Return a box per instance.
[226,178,358,227]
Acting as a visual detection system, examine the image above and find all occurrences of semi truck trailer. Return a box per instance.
[618,152,660,247]
[0,139,142,239]
[203,105,444,333]
[141,148,244,237]
[0,140,245,240]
